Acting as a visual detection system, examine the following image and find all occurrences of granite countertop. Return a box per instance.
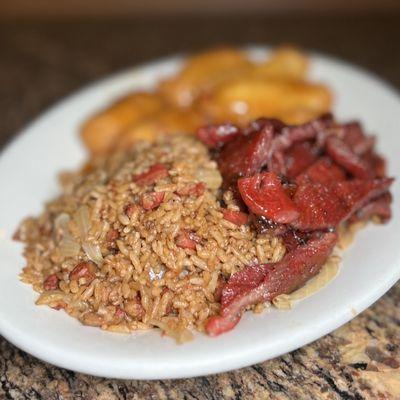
[0,15,399,399]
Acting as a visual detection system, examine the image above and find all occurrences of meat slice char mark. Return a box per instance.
[206,231,338,336]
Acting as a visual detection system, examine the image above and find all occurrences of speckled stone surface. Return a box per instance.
[0,15,399,399]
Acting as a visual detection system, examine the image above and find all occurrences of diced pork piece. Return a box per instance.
[175,230,200,250]
[141,192,165,210]
[133,164,168,185]
[222,209,249,226]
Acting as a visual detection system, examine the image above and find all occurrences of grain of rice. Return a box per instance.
[81,280,96,301]
[36,291,65,305]
[118,214,130,226]
[106,324,130,333]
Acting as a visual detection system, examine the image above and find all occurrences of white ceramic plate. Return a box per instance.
[0,48,399,380]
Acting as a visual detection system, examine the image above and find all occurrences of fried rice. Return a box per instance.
[16,135,286,342]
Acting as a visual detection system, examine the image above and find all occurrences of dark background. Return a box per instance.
[1,0,400,18]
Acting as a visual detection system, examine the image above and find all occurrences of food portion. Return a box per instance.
[206,231,338,335]
[81,47,332,155]
[16,135,286,342]
[13,35,394,342]
[16,112,393,341]
[198,114,393,335]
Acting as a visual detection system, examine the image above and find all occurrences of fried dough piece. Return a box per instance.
[118,108,205,148]
[199,78,332,125]
[159,48,252,107]
[81,92,163,154]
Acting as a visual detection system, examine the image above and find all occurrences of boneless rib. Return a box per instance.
[206,232,338,336]
[291,178,393,231]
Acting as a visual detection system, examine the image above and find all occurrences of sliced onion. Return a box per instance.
[82,242,103,265]
[74,205,91,238]
[59,237,81,258]
[54,212,74,243]
[54,213,71,233]
[150,319,194,344]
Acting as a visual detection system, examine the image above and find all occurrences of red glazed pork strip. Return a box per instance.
[325,136,373,179]
[349,192,392,223]
[216,121,275,187]
[294,156,346,185]
[206,232,338,336]
[198,114,394,336]
[284,141,319,179]
[291,177,393,231]
[340,122,375,156]
[132,163,169,185]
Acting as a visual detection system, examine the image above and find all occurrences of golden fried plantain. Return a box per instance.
[159,48,252,108]
[199,77,332,126]
[81,92,164,155]
[118,107,205,149]
[251,47,309,80]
